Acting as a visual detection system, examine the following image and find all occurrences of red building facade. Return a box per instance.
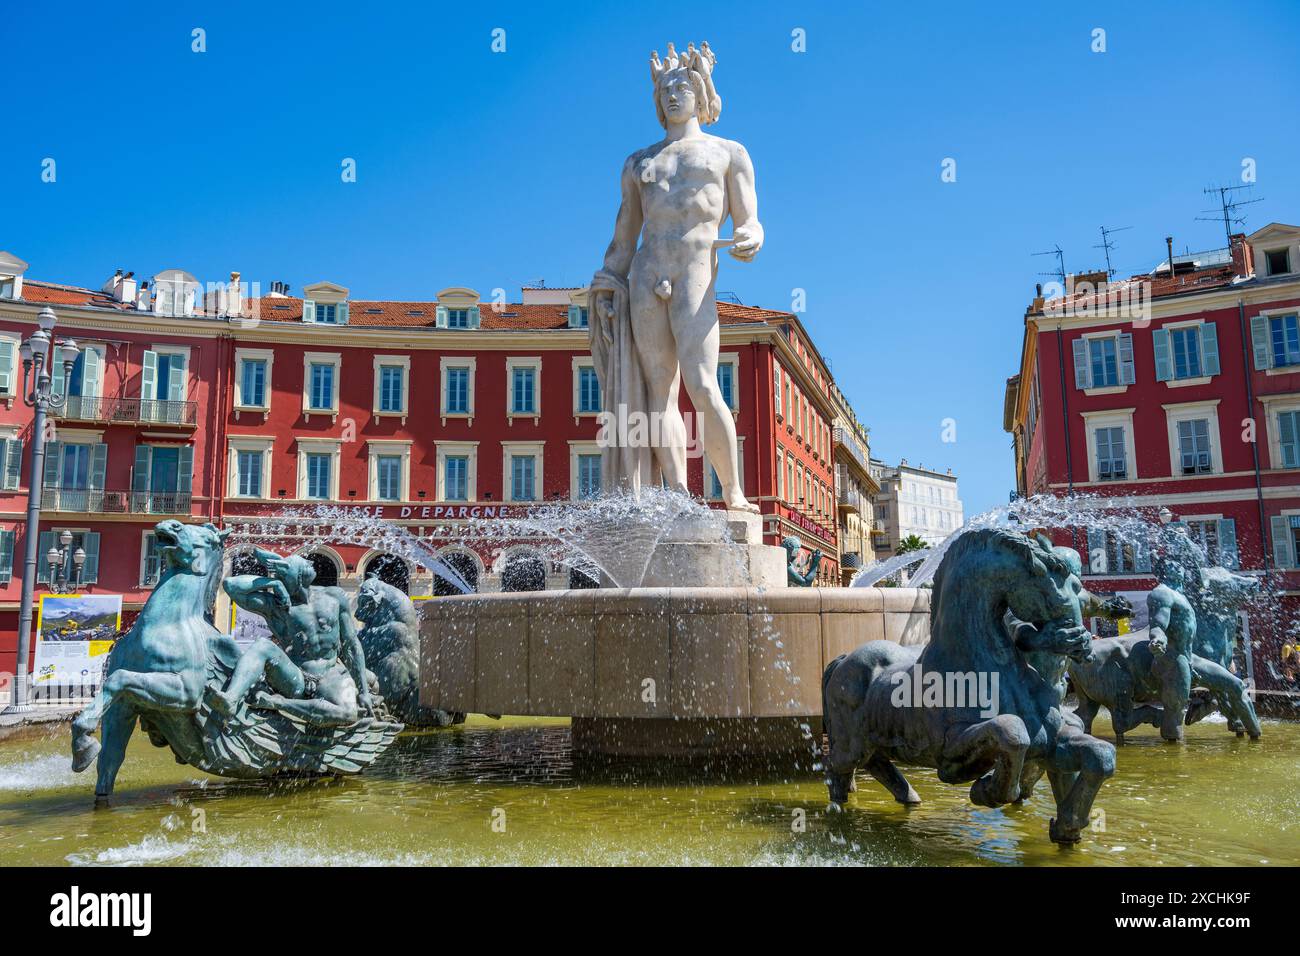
[0,265,842,682]
[1005,223,1300,703]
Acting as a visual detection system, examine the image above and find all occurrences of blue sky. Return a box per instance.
[5,1,1299,515]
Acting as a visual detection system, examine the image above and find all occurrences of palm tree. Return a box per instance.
[896,534,928,556]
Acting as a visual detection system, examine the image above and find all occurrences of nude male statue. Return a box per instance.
[591,41,762,512]
[1145,558,1197,742]
[208,548,374,727]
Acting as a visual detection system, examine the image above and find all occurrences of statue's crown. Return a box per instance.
[649,41,721,125]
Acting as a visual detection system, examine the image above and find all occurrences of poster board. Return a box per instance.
[33,593,122,699]
[229,603,273,646]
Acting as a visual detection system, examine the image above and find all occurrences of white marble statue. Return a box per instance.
[590,41,763,513]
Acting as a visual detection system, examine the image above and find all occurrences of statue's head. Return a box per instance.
[355,572,414,627]
[650,41,722,128]
[781,535,802,559]
[1155,556,1186,590]
[155,520,229,577]
[984,531,1079,627]
[253,547,316,596]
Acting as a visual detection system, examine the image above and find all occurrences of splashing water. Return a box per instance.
[853,493,1218,589]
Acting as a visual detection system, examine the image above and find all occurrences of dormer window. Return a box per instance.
[1266,248,1293,276]
[447,308,470,328]
[434,288,482,330]
[301,281,350,326]
[568,305,589,328]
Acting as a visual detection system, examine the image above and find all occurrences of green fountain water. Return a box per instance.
[2,714,1296,866]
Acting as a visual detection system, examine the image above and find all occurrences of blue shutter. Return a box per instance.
[0,339,15,395]
[435,306,449,328]
[43,441,61,489]
[1152,328,1173,382]
[3,438,22,490]
[568,305,580,328]
[133,445,151,492]
[178,445,194,497]
[36,530,56,583]
[1200,322,1220,376]
[1280,412,1298,468]
[303,300,316,323]
[468,306,481,329]
[89,443,107,491]
[141,350,158,401]
[1071,338,1090,389]
[1251,315,1271,370]
[0,529,14,583]
[81,531,100,584]
[1217,518,1238,569]
[1086,527,1105,574]
[1117,333,1135,385]
[337,302,349,325]
[1272,515,1293,569]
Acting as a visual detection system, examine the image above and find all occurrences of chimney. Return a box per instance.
[1230,232,1254,278]
[136,280,151,312]
[1165,236,1175,276]
[102,268,123,298]
[118,270,137,304]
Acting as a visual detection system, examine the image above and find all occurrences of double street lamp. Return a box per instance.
[46,530,86,592]
[6,306,78,712]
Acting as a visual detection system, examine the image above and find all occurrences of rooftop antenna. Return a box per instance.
[1033,244,1067,290]
[1197,184,1264,248]
[1094,225,1132,279]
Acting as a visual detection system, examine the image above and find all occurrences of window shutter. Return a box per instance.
[178,445,194,496]
[50,345,66,398]
[1217,518,1238,569]
[81,531,100,583]
[1251,315,1271,370]
[568,305,580,328]
[1117,332,1135,385]
[43,441,61,489]
[1071,338,1090,389]
[83,347,101,399]
[4,438,22,490]
[36,530,56,583]
[1152,328,1173,382]
[89,443,107,491]
[435,306,449,328]
[303,300,316,323]
[1271,515,1294,569]
[337,302,349,325]
[1200,322,1220,376]
[133,445,152,493]
[1281,412,1299,468]
[168,354,187,402]
[0,529,13,583]
[141,350,158,400]
[0,339,14,395]
[468,306,481,329]
[1086,527,1106,574]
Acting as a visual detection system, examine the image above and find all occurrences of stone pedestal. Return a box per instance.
[634,509,786,589]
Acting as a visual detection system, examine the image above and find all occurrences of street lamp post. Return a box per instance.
[6,307,78,712]
[46,529,86,593]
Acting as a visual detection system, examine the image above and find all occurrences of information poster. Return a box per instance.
[33,593,122,697]
[230,603,273,646]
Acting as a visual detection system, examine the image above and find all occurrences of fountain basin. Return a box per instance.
[419,587,931,755]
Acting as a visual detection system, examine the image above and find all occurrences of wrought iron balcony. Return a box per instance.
[837,484,862,513]
[40,486,193,515]
[833,427,870,472]
[55,395,198,427]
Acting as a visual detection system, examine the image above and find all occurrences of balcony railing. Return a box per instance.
[41,486,193,515]
[837,484,862,513]
[56,395,198,427]
[833,427,870,472]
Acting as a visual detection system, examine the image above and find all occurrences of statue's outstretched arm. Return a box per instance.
[223,575,289,620]
[725,142,763,261]
[1082,589,1131,620]
[1147,592,1173,656]
[599,157,644,281]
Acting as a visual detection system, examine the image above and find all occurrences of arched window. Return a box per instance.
[364,553,409,594]
[501,553,547,592]
[306,552,339,588]
[434,551,480,596]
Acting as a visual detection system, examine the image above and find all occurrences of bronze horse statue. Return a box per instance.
[821,529,1116,844]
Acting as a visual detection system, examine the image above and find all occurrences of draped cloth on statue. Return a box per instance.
[589,268,657,494]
